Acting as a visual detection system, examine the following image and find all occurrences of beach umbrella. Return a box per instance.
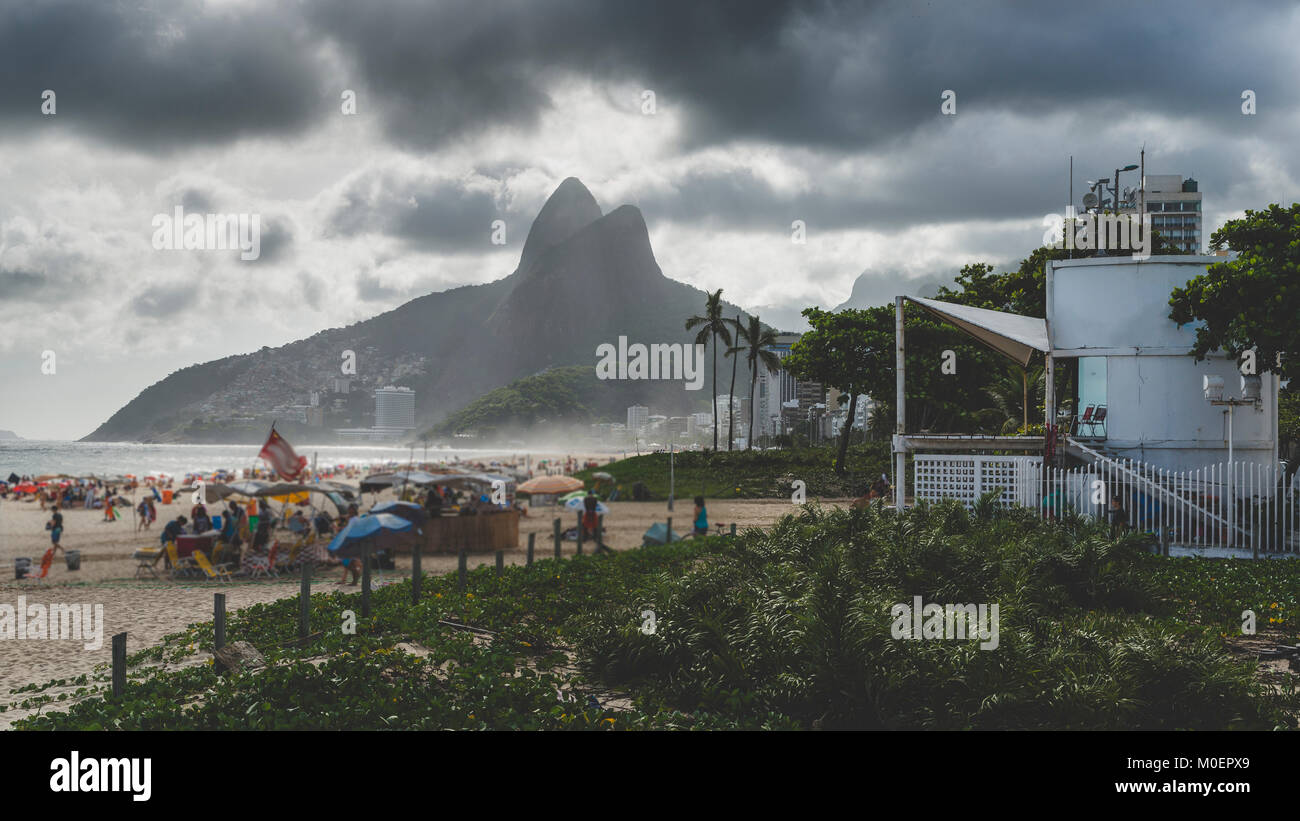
[642,522,679,545]
[517,475,584,494]
[564,497,609,515]
[326,513,414,559]
[369,500,428,527]
[558,489,588,502]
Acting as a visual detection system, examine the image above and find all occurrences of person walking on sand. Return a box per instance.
[692,495,708,537]
[45,505,65,556]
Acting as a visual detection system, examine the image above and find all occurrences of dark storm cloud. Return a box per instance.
[323,174,511,252]
[0,0,329,150]
[7,0,1289,155]
[0,267,49,299]
[307,0,1294,151]
[251,218,295,265]
[132,282,198,317]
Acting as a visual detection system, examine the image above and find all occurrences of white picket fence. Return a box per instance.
[913,453,1300,554]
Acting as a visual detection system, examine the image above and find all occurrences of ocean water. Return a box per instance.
[0,441,549,479]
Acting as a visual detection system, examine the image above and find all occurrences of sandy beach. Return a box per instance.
[0,489,826,726]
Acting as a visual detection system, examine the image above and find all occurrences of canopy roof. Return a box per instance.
[906,296,1049,368]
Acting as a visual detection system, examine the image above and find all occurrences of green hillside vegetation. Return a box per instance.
[574,444,894,499]
[429,366,603,437]
[12,502,1296,730]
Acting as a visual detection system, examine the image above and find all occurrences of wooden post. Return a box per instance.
[666,516,672,543]
[495,550,504,576]
[412,538,422,605]
[730,523,737,537]
[458,548,467,592]
[361,543,371,619]
[299,558,311,639]
[597,514,604,552]
[111,632,126,697]
[553,517,561,559]
[213,593,226,673]
[527,532,535,565]
[576,511,584,553]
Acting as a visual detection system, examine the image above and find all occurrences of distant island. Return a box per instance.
[0,430,20,440]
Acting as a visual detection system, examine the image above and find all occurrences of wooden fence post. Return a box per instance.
[111,632,126,697]
[553,518,561,559]
[412,538,422,604]
[213,593,226,674]
[527,532,535,565]
[299,559,311,639]
[458,548,467,592]
[361,544,372,619]
[495,550,504,576]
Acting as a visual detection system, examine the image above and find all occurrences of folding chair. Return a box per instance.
[246,543,279,579]
[133,546,165,579]
[1089,404,1108,438]
[166,541,198,580]
[1075,404,1095,437]
[192,549,234,581]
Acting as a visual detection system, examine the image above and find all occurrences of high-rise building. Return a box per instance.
[627,405,649,433]
[1131,174,1203,254]
[374,386,415,430]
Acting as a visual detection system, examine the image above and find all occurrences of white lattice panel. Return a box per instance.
[914,455,1043,509]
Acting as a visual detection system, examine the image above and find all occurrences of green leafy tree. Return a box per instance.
[685,289,733,451]
[729,316,782,450]
[1169,203,1300,381]
[783,308,882,473]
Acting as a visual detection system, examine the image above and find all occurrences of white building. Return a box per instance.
[1135,175,1202,254]
[895,254,1289,553]
[374,386,416,430]
[626,405,649,433]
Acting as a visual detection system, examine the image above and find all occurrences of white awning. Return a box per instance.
[905,296,1049,367]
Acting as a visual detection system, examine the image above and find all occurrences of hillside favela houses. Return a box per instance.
[896,252,1291,556]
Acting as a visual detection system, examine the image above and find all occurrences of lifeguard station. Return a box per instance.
[894,255,1292,557]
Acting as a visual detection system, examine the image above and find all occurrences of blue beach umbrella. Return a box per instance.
[369,500,428,527]
[564,496,608,515]
[327,513,414,559]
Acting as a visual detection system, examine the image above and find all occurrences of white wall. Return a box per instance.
[1048,255,1276,472]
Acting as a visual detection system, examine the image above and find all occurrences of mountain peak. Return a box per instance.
[518,177,602,273]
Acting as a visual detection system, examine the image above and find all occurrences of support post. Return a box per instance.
[895,295,907,510]
[361,544,371,618]
[412,538,422,604]
[112,632,126,697]
[213,593,226,673]
[495,550,504,576]
[576,511,584,555]
[597,514,605,552]
[553,518,561,559]
[527,532,535,565]
[458,548,467,591]
[299,559,311,638]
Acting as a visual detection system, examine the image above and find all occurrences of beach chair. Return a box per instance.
[165,540,198,580]
[246,543,279,579]
[192,549,234,582]
[1074,404,1096,437]
[133,546,165,579]
[1090,404,1108,438]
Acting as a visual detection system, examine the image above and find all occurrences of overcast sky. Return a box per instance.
[1,0,1297,439]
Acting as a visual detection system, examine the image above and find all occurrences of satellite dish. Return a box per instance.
[1082,192,1099,209]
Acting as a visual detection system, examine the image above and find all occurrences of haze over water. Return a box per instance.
[0,441,557,479]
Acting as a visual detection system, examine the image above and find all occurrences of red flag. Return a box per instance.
[259,427,308,480]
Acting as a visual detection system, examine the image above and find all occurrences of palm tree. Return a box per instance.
[685,289,733,451]
[979,364,1045,434]
[725,314,743,451]
[729,315,782,450]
